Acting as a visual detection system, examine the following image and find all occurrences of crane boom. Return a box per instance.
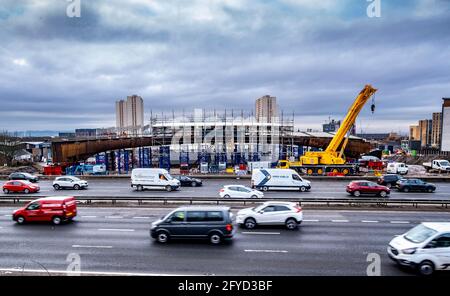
[325,84,377,153]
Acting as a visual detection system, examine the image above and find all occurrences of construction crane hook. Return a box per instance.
[371,96,376,114]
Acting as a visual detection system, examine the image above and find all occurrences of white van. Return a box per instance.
[251,168,311,192]
[388,222,450,275]
[131,168,180,192]
[386,162,408,175]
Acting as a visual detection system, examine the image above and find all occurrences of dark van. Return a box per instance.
[150,206,234,244]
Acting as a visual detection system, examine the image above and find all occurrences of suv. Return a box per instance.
[53,176,88,190]
[388,222,450,275]
[346,180,390,197]
[236,201,303,230]
[150,206,234,244]
[396,179,436,193]
[8,172,39,183]
[377,174,402,188]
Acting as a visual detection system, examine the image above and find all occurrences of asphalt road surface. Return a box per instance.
[1,178,450,200]
[0,207,449,276]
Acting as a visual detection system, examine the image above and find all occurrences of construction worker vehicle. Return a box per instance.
[277,84,377,175]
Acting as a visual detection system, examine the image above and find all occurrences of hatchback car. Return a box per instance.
[388,222,450,275]
[236,201,303,230]
[174,175,202,187]
[8,172,39,183]
[53,176,89,190]
[396,179,436,193]
[219,185,264,199]
[3,180,40,194]
[346,180,390,197]
[12,196,77,225]
[377,174,402,188]
[150,206,234,244]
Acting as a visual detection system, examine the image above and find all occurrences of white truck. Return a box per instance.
[131,168,180,192]
[251,168,311,192]
[386,162,408,175]
[423,160,450,173]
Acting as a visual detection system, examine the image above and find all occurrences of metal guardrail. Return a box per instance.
[0,196,449,209]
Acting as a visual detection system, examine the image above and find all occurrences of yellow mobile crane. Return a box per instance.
[277,84,377,175]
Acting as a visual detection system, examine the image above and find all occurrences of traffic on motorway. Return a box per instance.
[1,168,440,198]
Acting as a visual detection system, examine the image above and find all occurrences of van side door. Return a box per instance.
[164,211,186,236]
[24,202,43,221]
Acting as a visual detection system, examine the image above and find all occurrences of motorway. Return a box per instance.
[0,207,450,276]
[1,178,450,200]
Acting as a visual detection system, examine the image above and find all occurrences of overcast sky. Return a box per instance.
[0,0,449,133]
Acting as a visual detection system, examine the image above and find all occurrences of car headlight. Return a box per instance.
[402,248,417,255]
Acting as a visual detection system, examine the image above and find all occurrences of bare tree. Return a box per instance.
[0,131,24,166]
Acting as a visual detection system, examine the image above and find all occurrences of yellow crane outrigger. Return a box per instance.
[277,84,377,175]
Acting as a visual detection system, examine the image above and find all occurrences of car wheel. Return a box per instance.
[73,184,80,190]
[379,191,387,197]
[418,261,434,276]
[165,185,172,192]
[52,216,62,225]
[223,194,230,198]
[285,218,298,230]
[299,186,306,192]
[137,185,143,191]
[209,232,222,245]
[353,191,361,197]
[3,188,9,194]
[16,216,25,224]
[250,195,258,199]
[156,231,170,243]
[403,187,410,193]
[262,186,268,192]
[53,184,60,190]
[191,181,197,187]
[244,218,256,229]
[24,189,30,194]
[427,187,434,193]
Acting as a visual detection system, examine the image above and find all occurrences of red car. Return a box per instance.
[12,196,77,225]
[2,180,40,194]
[346,180,390,197]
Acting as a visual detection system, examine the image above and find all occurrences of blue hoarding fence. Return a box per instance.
[159,146,171,170]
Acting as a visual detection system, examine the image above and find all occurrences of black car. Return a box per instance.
[150,206,234,244]
[396,179,436,193]
[377,174,402,188]
[8,172,39,183]
[174,175,202,187]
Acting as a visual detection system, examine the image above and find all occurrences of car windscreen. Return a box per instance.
[440,161,450,166]
[404,224,438,244]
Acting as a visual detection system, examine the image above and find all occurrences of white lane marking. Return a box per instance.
[132,217,151,219]
[241,232,280,235]
[72,245,113,249]
[390,221,410,224]
[0,268,198,276]
[303,219,320,222]
[81,216,97,218]
[331,220,349,223]
[0,226,3,229]
[361,220,379,223]
[4,214,11,217]
[105,216,123,219]
[244,249,288,253]
[97,228,135,232]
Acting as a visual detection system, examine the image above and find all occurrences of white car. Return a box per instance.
[388,222,450,275]
[219,185,264,199]
[53,176,88,190]
[386,162,408,175]
[236,201,303,230]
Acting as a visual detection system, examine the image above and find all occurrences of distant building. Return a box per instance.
[116,95,144,132]
[419,119,432,148]
[431,112,442,149]
[323,119,356,135]
[356,133,390,141]
[441,98,450,151]
[75,129,97,138]
[255,95,278,123]
[58,132,76,138]
[409,125,420,140]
